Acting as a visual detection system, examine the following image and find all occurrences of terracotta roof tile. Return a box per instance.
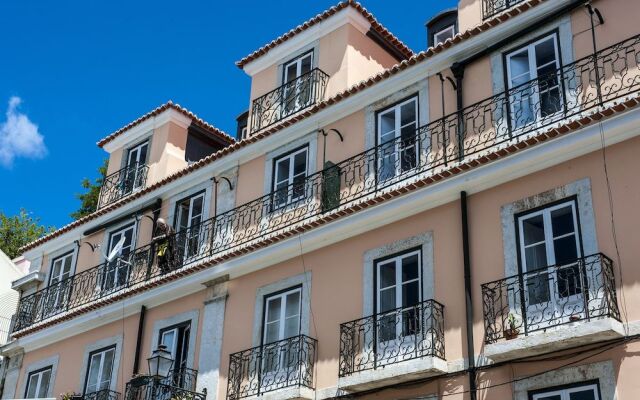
[20,0,547,253]
[96,101,235,148]
[236,0,415,69]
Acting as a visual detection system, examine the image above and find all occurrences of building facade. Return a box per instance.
[2,0,640,399]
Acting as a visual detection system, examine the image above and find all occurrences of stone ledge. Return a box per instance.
[243,386,315,400]
[338,356,448,392]
[484,317,625,362]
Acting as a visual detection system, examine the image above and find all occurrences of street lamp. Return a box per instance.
[147,344,174,379]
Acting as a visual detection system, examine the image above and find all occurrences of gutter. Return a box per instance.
[460,191,477,400]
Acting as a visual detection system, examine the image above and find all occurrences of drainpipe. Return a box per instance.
[451,63,465,161]
[460,191,477,400]
[132,305,147,375]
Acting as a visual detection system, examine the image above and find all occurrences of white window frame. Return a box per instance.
[84,346,116,395]
[271,147,309,209]
[376,96,419,182]
[24,367,52,398]
[175,191,207,261]
[282,51,313,84]
[262,287,302,345]
[433,25,455,45]
[531,382,600,400]
[43,251,75,316]
[505,33,562,127]
[125,140,149,192]
[101,222,137,292]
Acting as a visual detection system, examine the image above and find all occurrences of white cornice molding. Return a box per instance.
[243,7,372,76]
[11,272,45,291]
[102,108,192,153]
[14,106,640,351]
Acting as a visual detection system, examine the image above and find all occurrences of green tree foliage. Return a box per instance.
[0,209,55,258]
[70,158,108,220]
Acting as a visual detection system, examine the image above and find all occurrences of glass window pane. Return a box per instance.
[535,396,562,400]
[266,298,281,323]
[522,215,545,245]
[26,374,39,398]
[525,243,548,270]
[379,262,396,288]
[400,101,416,126]
[557,264,582,298]
[285,291,300,318]
[161,330,176,354]
[569,388,597,400]
[554,236,578,265]
[293,151,307,176]
[509,50,530,84]
[526,271,551,305]
[276,158,290,184]
[401,254,419,282]
[300,54,312,74]
[379,110,395,137]
[86,354,101,393]
[192,197,203,218]
[100,350,114,390]
[284,316,300,338]
[265,322,279,344]
[285,63,297,82]
[535,38,557,69]
[39,370,51,397]
[402,281,420,308]
[380,287,396,313]
[551,206,576,237]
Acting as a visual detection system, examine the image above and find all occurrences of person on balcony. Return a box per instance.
[153,218,176,274]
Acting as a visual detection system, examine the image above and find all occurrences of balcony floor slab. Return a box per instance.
[338,356,448,392]
[484,317,625,362]
[243,387,315,400]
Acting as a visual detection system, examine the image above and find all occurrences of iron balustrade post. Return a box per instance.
[518,270,528,338]
[581,256,591,322]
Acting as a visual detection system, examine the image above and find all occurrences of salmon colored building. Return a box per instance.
[2,0,640,399]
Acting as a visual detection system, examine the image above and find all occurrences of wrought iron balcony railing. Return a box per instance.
[124,375,206,400]
[163,367,198,392]
[98,163,149,209]
[482,0,526,20]
[338,299,445,377]
[250,68,329,133]
[227,335,317,399]
[69,389,121,400]
[481,253,621,344]
[11,34,640,334]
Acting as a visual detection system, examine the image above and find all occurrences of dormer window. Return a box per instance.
[433,25,455,45]
[283,51,313,85]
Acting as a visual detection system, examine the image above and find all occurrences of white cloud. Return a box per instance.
[0,97,47,168]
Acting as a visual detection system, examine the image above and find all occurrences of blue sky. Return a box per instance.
[0,0,457,228]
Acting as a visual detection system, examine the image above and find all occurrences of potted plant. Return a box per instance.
[503,313,520,340]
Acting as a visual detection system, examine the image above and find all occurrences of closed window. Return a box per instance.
[505,33,562,128]
[25,367,52,398]
[84,346,116,395]
[530,382,600,400]
[272,147,308,209]
[282,52,314,114]
[124,140,149,192]
[433,25,455,44]
[377,97,419,182]
[44,251,74,315]
[261,287,302,376]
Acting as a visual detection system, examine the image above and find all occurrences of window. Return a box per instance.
[433,25,455,45]
[505,33,562,128]
[102,223,136,292]
[261,287,302,377]
[377,97,419,182]
[43,251,74,316]
[530,382,600,400]
[124,140,149,192]
[84,346,116,395]
[517,200,583,328]
[175,192,206,260]
[375,250,422,343]
[282,52,314,114]
[272,147,308,209]
[25,367,52,398]
[159,321,191,387]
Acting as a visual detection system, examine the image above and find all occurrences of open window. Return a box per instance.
[24,367,52,399]
[159,321,191,388]
[505,33,563,129]
[124,140,149,193]
[282,51,314,115]
[43,251,74,317]
[102,223,136,293]
[174,191,206,262]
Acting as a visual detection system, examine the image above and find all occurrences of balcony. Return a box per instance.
[250,68,329,133]
[338,300,446,391]
[98,163,149,209]
[482,0,527,20]
[481,253,623,361]
[69,390,121,400]
[124,374,206,400]
[227,335,317,400]
[12,34,640,335]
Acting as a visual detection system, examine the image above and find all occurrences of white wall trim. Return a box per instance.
[362,231,434,317]
[251,271,312,347]
[77,334,123,394]
[149,309,200,369]
[17,354,59,399]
